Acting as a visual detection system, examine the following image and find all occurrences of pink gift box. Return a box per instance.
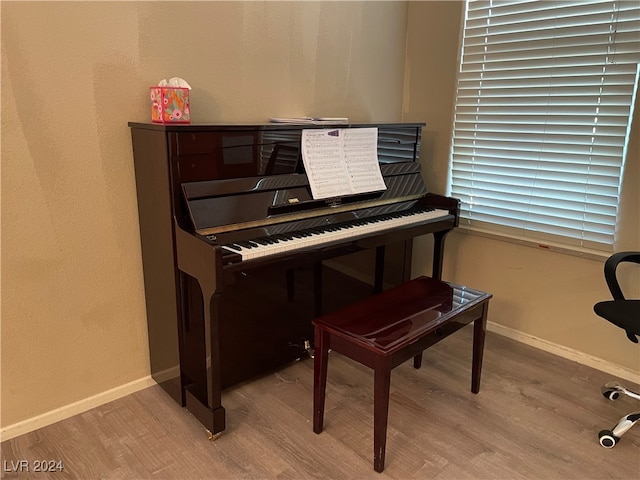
[150,86,190,124]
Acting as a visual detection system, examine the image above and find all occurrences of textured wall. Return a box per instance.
[1,1,408,427]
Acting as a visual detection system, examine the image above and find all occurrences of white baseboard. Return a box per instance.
[2,323,638,442]
[0,375,156,442]
[488,322,640,386]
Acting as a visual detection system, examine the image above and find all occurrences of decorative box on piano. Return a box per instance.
[128,121,460,437]
[150,86,190,124]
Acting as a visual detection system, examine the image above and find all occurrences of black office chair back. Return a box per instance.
[604,252,640,300]
[595,251,640,343]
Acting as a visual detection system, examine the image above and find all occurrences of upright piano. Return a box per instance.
[128,122,459,436]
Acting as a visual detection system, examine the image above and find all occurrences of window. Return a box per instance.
[449,0,640,254]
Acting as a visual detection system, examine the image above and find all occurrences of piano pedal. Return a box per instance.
[290,339,315,360]
[304,339,315,359]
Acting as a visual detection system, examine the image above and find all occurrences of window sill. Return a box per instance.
[454,226,610,262]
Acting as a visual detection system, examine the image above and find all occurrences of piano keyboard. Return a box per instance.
[221,207,450,261]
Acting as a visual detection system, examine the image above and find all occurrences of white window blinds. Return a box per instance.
[449,0,640,253]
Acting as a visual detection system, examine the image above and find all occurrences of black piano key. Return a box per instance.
[237,240,256,249]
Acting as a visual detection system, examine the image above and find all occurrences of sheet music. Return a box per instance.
[301,128,386,200]
[342,128,387,194]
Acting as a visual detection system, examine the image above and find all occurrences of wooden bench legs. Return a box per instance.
[372,356,392,472]
[313,315,487,473]
[312,328,329,436]
[471,312,487,394]
[312,277,491,473]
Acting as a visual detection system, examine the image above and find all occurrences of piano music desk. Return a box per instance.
[312,276,492,473]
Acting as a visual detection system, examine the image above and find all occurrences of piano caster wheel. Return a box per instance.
[206,429,222,441]
[598,430,619,448]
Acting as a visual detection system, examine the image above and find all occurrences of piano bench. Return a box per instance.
[311,275,492,473]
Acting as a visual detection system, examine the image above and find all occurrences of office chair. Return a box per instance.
[594,251,640,448]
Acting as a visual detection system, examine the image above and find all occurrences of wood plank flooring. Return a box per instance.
[2,328,639,479]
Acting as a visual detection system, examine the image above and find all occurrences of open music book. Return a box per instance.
[301,127,387,200]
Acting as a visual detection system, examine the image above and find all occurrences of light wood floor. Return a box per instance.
[2,327,639,479]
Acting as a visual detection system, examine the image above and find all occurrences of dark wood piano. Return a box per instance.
[128,122,459,437]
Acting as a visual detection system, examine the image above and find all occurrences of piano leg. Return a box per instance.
[374,245,385,294]
[286,269,295,302]
[432,229,452,281]
[402,239,413,283]
[314,262,323,317]
[173,224,227,436]
[206,291,226,433]
[183,289,226,436]
[413,228,453,369]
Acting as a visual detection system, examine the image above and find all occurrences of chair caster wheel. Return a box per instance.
[602,389,620,401]
[599,430,619,448]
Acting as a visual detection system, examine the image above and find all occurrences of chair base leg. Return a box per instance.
[599,411,640,448]
[599,379,640,448]
[612,411,640,438]
[602,381,640,401]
